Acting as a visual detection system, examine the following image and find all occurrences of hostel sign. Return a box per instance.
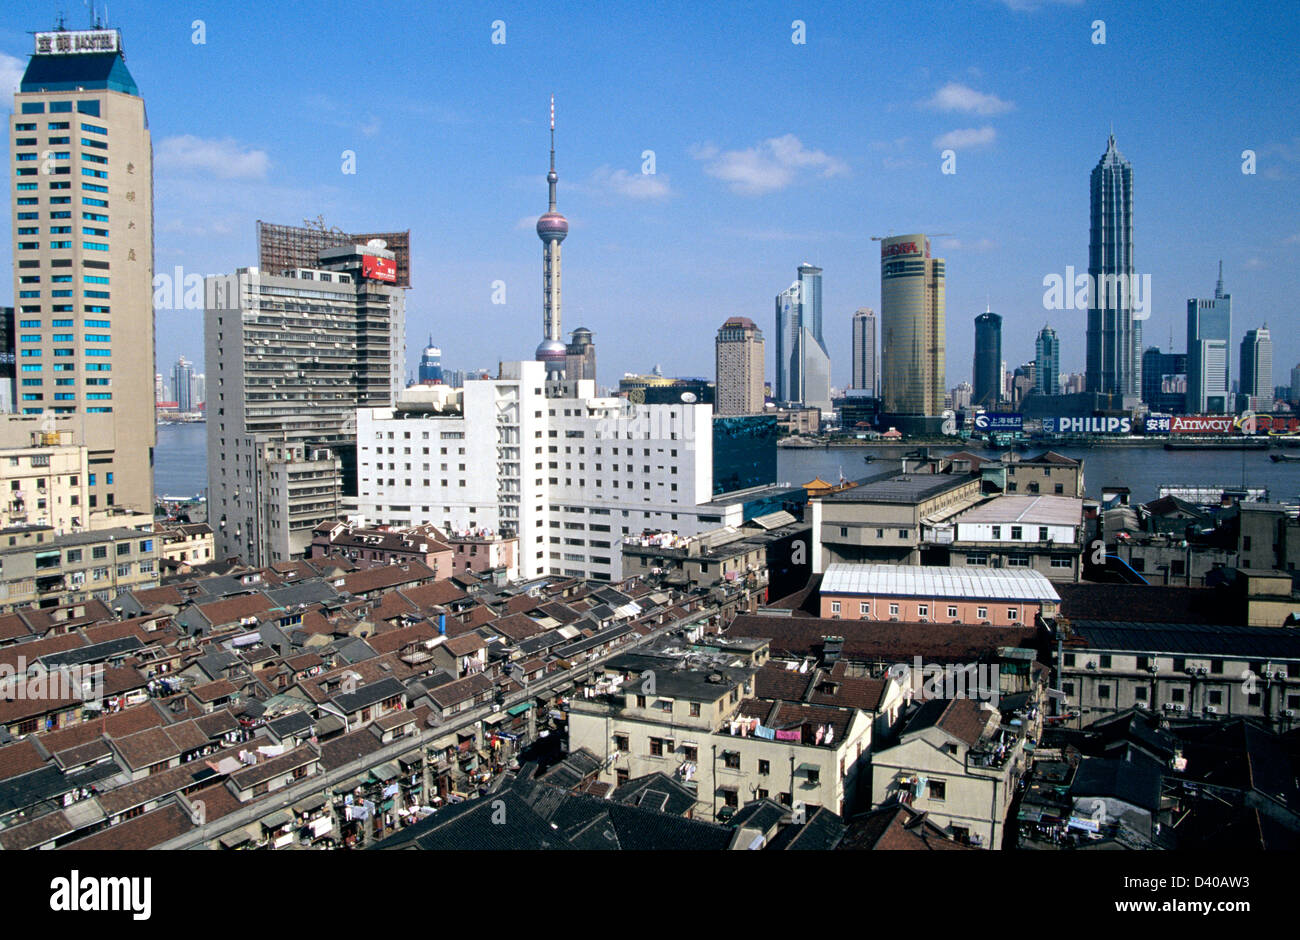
[35,30,120,55]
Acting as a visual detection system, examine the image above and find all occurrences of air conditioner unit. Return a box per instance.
[1205,705,1218,714]
[1085,661,1097,670]
[1285,709,1295,718]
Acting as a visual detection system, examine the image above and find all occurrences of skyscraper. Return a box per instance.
[6,25,155,513]
[535,95,569,373]
[1140,347,1187,414]
[973,311,1002,410]
[774,284,796,403]
[1187,263,1232,413]
[880,234,946,432]
[1086,134,1137,404]
[851,307,877,396]
[417,337,443,384]
[206,240,401,565]
[1238,325,1273,412]
[1034,325,1060,398]
[171,356,194,413]
[715,316,765,415]
[772,264,830,411]
[565,327,596,383]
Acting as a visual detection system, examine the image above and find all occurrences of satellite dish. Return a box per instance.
[366,238,387,249]
[680,392,697,403]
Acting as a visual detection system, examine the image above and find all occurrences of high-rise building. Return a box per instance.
[7,25,155,514]
[192,372,205,409]
[205,240,401,565]
[257,221,407,401]
[851,307,877,396]
[171,355,194,413]
[972,311,1002,410]
[1086,134,1137,404]
[1187,263,1232,413]
[534,96,570,374]
[1238,325,1274,412]
[0,306,14,413]
[417,336,443,384]
[715,316,765,415]
[565,327,596,383]
[1291,364,1300,407]
[772,264,830,411]
[1034,326,1060,398]
[880,234,946,432]
[1140,347,1188,414]
[774,284,797,403]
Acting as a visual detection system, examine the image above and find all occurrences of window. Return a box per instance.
[947,606,958,619]
[917,604,928,619]
[889,603,899,617]
[860,602,870,616]
[977,606,988,620]
[1007,608,1019,622]
[805,768,820,785]
[758,759,770,776]
[1010,526,1023,540]
[830,600,841,615]
[613,734,629,752]
[689,702,700,717]
[723,751,741,770]
[926,780,946,801]
[1098,684,1111,700]
[648,737,664,757]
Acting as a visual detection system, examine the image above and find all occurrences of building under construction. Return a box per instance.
[257,219,412,287]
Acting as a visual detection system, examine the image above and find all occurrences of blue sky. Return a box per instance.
[3,0,1298,395]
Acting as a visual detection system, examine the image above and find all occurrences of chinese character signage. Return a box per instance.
[35,30,120,55]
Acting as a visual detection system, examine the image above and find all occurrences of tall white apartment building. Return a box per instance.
[357,361,784,582]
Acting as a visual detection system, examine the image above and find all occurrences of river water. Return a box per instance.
[156,422,1300,507]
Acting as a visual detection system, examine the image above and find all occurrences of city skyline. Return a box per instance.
[1,2,1297,399]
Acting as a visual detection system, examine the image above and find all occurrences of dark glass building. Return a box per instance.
[711,414,778,496]
[973,311,1002,410]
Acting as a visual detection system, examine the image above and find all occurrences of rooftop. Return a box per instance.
[821,563,1061,603]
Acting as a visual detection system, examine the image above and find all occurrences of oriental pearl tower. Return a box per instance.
[535,95,569,373]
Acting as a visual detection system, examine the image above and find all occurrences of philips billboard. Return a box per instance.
[974,412,1023,432]
[1049,416,1132,434]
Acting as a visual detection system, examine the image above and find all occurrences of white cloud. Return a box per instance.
[0,53,24,102]
[691,134,848,195]
[156,135,270,180]
[1243,257,1265,270]
[923,82,1014,116]
[933,126,997,150]
[588,165,673,200]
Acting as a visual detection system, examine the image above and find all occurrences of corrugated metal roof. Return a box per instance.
[821,563,1060,602]
[955,495,1083,526]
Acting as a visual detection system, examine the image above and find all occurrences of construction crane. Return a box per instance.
[870,233,953,242]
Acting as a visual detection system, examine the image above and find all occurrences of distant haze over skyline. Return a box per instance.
[2,1,1296,395]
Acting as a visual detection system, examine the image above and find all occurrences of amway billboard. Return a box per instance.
[1050,416,1132,434]
[1171,415,1235,435]
[974,412,1023,431]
